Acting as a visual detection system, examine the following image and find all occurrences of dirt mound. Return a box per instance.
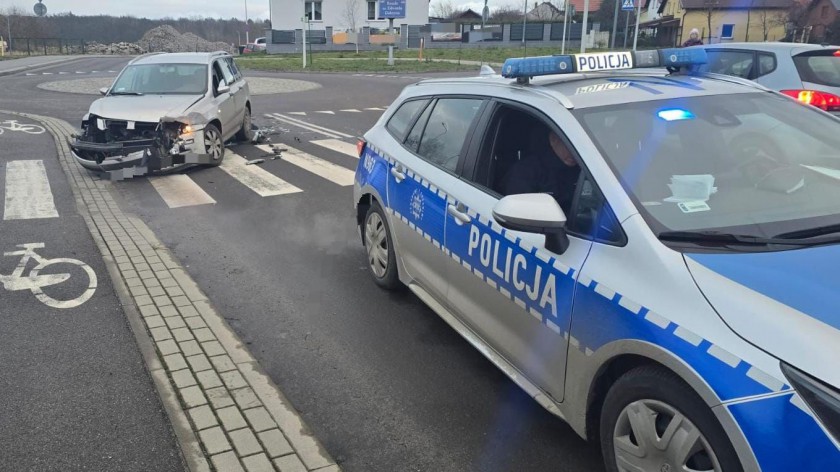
[85,26,235,55]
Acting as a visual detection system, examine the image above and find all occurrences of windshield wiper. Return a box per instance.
[773,223,840,240]
[109,91,144,96]
[657,230,816,246]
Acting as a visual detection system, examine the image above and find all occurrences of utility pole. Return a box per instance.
[581,0,591,52]
[7,12,12,52]
[302,15,307,68]
[611,0,620,48]
[632,0,642,51]
[561,0,569,53]
[522,0,528,45]
[245,0,250,44]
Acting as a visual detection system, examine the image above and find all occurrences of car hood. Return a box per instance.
[685,245,840,388]
[89,94,204,123]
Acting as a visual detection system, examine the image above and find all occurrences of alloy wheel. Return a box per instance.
[205,128,223,161]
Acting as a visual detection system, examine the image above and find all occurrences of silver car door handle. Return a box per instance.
[447,204,471,225]
[390,167,406,182]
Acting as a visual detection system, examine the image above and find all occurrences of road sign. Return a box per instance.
[34,0,47,17]
[379,0,406,19]
[621,0,635,11]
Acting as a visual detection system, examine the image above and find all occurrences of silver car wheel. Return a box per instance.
[365,212,388,278]
[205,128,223,161]
[614,399,721,472]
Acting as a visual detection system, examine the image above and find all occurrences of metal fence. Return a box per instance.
[6,38,86,55]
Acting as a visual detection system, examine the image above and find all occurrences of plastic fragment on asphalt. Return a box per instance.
[245,159,265,166]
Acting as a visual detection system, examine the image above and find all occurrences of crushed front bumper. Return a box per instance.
[69,130,213,181]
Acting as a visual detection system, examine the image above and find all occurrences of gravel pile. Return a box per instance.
[140,26,234,54]
[84,26,235,55]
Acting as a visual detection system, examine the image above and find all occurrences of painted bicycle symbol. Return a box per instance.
[0,120,46,135]
[1,243,97,309]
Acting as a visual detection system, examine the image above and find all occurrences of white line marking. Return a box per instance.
[75,71,85,74]
[107,70,117,73]
[364,107,385,111]
[257,144,355,186]
[4,160,59,220]
[25,73,36,76]
[315,111,335,115]
[266,114,340,139]
[220,152,303,197]
[58,71,68,75]
[272,113,353,138]
[91,70,99,73]
[288,112,307,116]
[311,139,359,158]
[340,109,362,113]
[41,72,53,75]
[148,175,217,208]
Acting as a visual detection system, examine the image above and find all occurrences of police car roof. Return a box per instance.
[413,70,766,109]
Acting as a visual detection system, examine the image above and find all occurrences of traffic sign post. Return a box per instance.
[378,0,405,67]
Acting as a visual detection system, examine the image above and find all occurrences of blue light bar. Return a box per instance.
[502,56,575,79]
[500,48,708,81]
[657,108,695,121]
[659,47,708,68]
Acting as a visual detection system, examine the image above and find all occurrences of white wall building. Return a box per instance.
[270,0,430,32]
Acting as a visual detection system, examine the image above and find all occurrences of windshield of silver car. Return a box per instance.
[110,63,208,95]
[574,92,840,240]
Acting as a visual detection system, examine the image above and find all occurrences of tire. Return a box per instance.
[363,201,401,290]
[600,365,743,472]
[204,124,225,166]
[235,107,253,142]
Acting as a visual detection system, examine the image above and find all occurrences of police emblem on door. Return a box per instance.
[410,189,425,221]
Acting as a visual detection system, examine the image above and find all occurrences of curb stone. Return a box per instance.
[10,110,341,472]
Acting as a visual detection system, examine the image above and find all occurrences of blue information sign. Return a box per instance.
[621,0,635,11]
[379,0,406,19]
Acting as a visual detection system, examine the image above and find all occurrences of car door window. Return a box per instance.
[387,99,429,141]
[404,101,434,152]
[416,98,483,172]
[212,62,226,95]
[224,58,241,82]
[757,53,776,77]
[217,60,235,86]
[703,50,755,79]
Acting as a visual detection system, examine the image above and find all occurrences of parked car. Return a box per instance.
[691,42,840,112]
[70,51,252,178]
[354,49,840,471]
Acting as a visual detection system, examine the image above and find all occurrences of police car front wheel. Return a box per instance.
[600,365,743,472]
[364,202,400,290]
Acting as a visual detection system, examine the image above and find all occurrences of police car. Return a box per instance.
[353,48,840,471]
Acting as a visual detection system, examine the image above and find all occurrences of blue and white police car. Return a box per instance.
[353,48,840,471]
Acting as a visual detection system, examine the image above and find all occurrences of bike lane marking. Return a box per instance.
[1,243,98,309]
[3,160,59,220]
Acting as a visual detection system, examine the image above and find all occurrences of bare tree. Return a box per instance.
[342,0,360,53]
[431,0,460,19]
[491,5,525,22]
[703,0,720,43]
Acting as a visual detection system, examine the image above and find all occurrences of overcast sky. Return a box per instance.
[3,0,523,20]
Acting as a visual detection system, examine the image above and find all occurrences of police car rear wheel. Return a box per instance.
[600,365,742,472]
[364,202,399,289]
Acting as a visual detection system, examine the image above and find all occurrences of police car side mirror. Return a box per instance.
[492,194,570,254]
[99,87,109,96]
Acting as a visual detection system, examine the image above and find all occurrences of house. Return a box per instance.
[454,9,484,21]
[638,0,685,47]
[269,0,429,32]
[679,0,793,43]
[527,0,602,22]
[803,0,840,41]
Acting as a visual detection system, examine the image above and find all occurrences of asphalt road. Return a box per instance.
[0,110,183,470]
[0,57,605,471]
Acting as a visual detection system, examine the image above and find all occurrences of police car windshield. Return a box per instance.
[574,92,840,240]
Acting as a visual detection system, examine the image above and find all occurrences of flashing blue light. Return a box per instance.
[657,108,695,121]
[659,47,708,68]
[502,56,575,79]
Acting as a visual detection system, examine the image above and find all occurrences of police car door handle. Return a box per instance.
[448,204,471,225]
[390,166,406,182]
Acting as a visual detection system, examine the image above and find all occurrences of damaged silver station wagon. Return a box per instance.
[70,51,252,179]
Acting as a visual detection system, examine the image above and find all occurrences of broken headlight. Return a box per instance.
[781,363,840,443]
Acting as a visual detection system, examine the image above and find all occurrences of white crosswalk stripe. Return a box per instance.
[311,139,359,159]
[4,160,59,220]
[257,144,355,186]
[148,174,216,208]
[266,113,354,139]
[220,152,303,197]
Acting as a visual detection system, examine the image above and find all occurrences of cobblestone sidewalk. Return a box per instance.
[10,110,340,472]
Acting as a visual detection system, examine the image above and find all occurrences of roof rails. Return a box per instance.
[129,51,166,65]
